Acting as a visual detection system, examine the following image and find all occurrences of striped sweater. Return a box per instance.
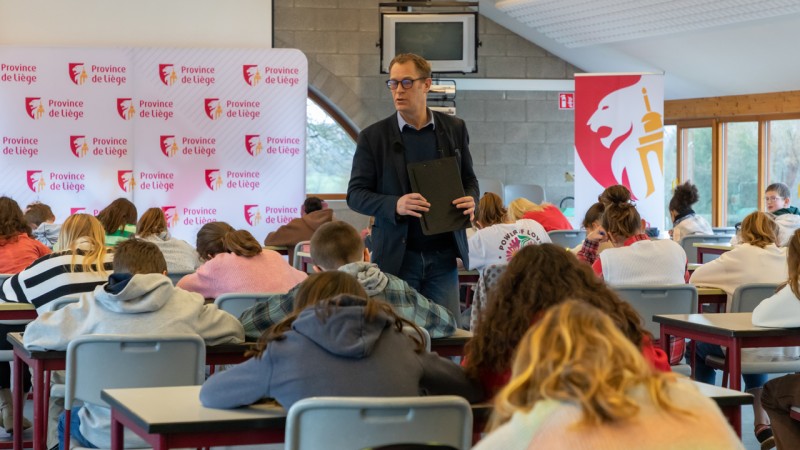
[0,241,113,311]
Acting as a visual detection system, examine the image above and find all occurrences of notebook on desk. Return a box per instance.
[407,156,471,235]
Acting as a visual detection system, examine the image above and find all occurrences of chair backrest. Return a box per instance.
[679,234,732,264]
[614,285,698,337]
[293,240,311,270]
[0,274,11,283]
[167,271,193,285]
[730,283,781,313]
[477,178,504,202]
[214,292,276,319]
[470,264,507,331]
[401,325,431,352]
[712,227,736,236]
[64,334,205,409]
[285,396,473,450]
[503,183,545,205]
[547,230,586,248]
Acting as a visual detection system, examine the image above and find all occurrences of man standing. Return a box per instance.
[347,53,478,318]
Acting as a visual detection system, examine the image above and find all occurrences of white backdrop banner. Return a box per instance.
[574,73,665,231]
[0,47,307,245]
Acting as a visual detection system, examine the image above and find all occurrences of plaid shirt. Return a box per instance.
[240,272,458,340]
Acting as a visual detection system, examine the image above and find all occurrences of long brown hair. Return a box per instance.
[787,229,800,298]
[739,211,778,248]
[136,208,168,237]
[475,193,507,228]
[581,202,605,229]
[489,301,686,431]
[463,244,648,379]
[96,198,137,234]
[249,273,426,358]
[0,197,31,244]
[195,222,261,261]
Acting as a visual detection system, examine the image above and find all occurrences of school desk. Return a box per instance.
[697,286,727,313]
[693,242,733,264]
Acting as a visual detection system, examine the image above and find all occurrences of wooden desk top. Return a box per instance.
[102,385,286,434]
[696,287,726,296]
[0,303,35,311]
[654,313,800,337]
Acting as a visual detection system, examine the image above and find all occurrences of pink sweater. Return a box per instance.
[0,233,52,274]
[177,251,307,299]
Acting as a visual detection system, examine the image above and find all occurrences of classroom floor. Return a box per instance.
[0,372,775,450]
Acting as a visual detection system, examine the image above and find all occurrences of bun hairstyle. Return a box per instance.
[598,185,631,206]
[601,192,641,239]
[195,222,262,260]
[668,181,700,215]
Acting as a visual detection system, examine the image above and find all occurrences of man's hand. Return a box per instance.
[453,196,475,222]
[396,193,430,218]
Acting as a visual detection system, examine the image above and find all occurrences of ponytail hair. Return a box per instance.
[195,221,261,260]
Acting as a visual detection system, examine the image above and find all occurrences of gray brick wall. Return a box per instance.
[275,0,580,207]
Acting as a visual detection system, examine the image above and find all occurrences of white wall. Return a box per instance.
[0,0,272,47]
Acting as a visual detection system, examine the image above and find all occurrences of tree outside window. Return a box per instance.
[305,98,356,194]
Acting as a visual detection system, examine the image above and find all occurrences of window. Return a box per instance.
[767,119,800,207]
[723,122,758,226]
[682,127,713,224]
[305,98,356,194]
[662,125,677,230]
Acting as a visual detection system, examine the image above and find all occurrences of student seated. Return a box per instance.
[506,197,572,232]
[756,182,800,246]
[762,374,800,450]
[467,193,550,271]
[463,244,672,399]
[177,222,306,298]
[1,213,112,311]
[473,301,742,450]
[200,271,481,410]
[263,196,334,264]
[23,239,244,450]
[96,198,137,247]
[24,201,61,249]
[669,181,712,242]
[135,207,201,273]
[573,201,614,262]
[583,186,688,284]
[692,225,799,449]
[239,221,457,339]
[0,197,50,274]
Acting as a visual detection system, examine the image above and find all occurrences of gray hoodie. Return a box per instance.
[23,273,245,448]
[31,222,61,249]
[200,295,481,410]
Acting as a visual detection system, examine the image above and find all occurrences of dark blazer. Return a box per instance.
[347,111,479,275]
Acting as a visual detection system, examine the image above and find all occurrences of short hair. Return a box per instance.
[24,202,55,227]
[582,202,605,229]
[310,221,364,270]
[303,197,324,214]
[388,53,432,79]
[112,239,167,275]
[766,182,791,199]
[136,208,168,237]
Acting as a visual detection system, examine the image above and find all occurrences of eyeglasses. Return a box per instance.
[386,78,426,90]
[764,196,784,202]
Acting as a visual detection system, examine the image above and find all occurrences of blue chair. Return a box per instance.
[547,230,585,249]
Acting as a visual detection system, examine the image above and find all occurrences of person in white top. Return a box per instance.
[584,186,687,285]
[473,300,742,450]
[691,211,789,448]
[467,192,550,271]
[669,181,712,243]
[755,229,800,450]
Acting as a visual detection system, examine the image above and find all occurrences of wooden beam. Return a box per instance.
[666,91,800,121]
